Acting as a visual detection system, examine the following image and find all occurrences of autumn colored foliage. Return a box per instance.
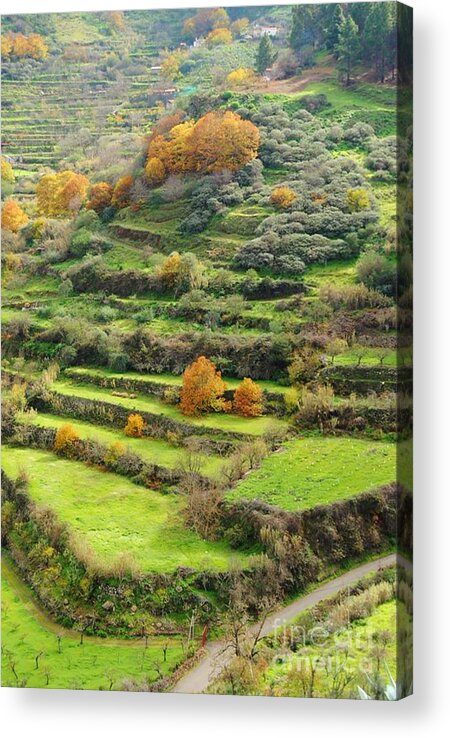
[1,32,48,60]
[182,8,230,41]
[205,28,233,46]
[1,158,14,183]
[124,414,146,438]
[232,378,264,417]
[111,175,134,209]
[270,187,297,210]
[37,170,89,217]
[54,424,80,453]
[347,188,370,212]
[87,182,113,213]
[147,111,259,182]
[145,157,166,185]
[1,199,29,232]
[227,68,256,86]
[180,356,230,416]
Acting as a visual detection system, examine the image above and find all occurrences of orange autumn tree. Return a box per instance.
[233,377,263,417]
[86,182,113,213]
[146,111,259,182]
[180,356,230,416]
[111,175,133,209]
[37,170,89,217]
[1,199,29,232]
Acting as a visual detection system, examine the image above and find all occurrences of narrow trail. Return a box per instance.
[172,553,403,694]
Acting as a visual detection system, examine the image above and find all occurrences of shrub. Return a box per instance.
[54,423,79,453]
[295,385,334,426]
[347,188,371,212]
[124,414,145,438]
[270,187,297,210]
[233,378,263,417]
[356,251,397,296]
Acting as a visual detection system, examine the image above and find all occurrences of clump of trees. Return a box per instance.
[37,171,89,217]
[146,111,260,182]
[180,356,230,416]
[1,32,48,60]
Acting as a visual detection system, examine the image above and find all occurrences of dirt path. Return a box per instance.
[171,553,403,694]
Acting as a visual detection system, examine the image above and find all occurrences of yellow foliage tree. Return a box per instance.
[145,156,166,185]
[27,33,48,60]
[205,28,233,47]
[347,188,370,212]
[124,414,146,438]
[107,11,125,31]
[1,199,29,232]
[54,424,79,453]
[227,67,255,86]
[180,356,230,416]
[158,251,183,291]
[36,171,89,217]
[233,378,263,417]
[1,35,13,58]
[270,186,297,210]
[161,51,184,82]
[1,158,14,183]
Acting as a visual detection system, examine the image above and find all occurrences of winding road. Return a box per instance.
[171,553,403,694]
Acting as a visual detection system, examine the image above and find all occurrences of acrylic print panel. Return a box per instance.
[0,2,412,699]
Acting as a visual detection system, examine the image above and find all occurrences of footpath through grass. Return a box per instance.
[1,557,184,691]
[2,446,249,573]
[227,435,396,511]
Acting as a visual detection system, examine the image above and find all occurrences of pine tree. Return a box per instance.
[255,34,276,75]
[337,15,360,86]
[326,4,345,57]
[364,2,396,83]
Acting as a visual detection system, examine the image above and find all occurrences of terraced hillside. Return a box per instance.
[1,3,412,697]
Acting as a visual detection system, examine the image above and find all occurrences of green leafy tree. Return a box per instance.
[364,2,396,82]
[255,34,276,74]
[338,14,360,85]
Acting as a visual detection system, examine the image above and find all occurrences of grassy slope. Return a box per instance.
[67,366,291,395]
[227,435,396,511]
[19,411,224,479]
[1,558,183,691]
[51,378,289,436]
[1,446,249,572]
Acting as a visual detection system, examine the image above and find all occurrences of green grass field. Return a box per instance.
[227,436,396,511]
[2,446,249,573]
[51,378,289,437]
[66,366,291,395]
[1,558,184,691]
[18,411,225,479]
[264,599,404,698]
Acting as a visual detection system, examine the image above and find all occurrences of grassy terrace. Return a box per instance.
[2,446,249,573]
[66,366,292,396]
[1,558,185,691]
[227,435,396,511]
[19,411,225,480]
[50,378,290,437]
